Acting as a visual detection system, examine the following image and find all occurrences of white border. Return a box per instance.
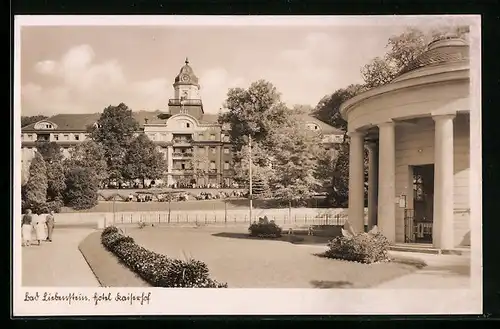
[13,15,482,316]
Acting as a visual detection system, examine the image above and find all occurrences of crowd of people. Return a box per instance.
[124,189,248,203]
[21,209,55,247]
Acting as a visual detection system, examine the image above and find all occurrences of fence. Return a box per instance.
[109,212,351,227]
[54,208,369,228]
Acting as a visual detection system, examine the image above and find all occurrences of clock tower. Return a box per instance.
[169,58,204,118]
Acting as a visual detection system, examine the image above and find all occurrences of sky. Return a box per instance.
[19,17,468,116]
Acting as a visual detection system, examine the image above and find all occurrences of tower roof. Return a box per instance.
[174,57,200,87]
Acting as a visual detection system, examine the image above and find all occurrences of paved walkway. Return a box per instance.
[22,228,100,287]
[375,251,471,289]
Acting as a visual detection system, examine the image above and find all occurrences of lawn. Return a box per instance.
[80,226,426,288]
[60,199,330,214]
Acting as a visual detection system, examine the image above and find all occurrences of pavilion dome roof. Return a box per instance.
[395,36,469,78]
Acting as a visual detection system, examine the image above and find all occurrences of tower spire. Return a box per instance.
[185,57,189,64]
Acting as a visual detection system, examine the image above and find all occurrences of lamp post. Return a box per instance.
[248,134,253,223]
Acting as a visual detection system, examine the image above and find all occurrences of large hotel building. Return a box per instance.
[21,59,344,187]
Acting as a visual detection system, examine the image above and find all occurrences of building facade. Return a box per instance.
[340,37,471,249]
[21,58,344,187]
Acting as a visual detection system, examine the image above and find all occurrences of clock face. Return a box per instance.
[181,74,190,82]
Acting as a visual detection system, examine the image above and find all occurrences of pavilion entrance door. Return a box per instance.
[405,164,434,244]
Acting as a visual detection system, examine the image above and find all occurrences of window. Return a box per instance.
[181,163,186,170]
[64,134,69,140]
[210,161,216,170]
[198,162,205,170]
[160,133,167,140]
[199,148,205,154]
[223,148,229,154]
[224,161,230,170]
[314,125,318,130]
[210,134,216,141]
[53,134,59,141]
[198,134,203,140]
[223,135,230,142]
[27,134,33,140]
[186,123,191,128]
[75,134,80,141]
[210,147,216,154]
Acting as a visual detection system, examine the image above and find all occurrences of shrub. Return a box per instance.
[324,231,390,264]
[24,152,48,213]
[64,167,99,210]
[101,226,227,288]
[46,160,66,202]
[248,216,282,238]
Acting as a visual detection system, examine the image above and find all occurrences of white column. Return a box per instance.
[433,114,455,250]
[367,141,379,230]
[348,131,365,233]
[377,121,396,243]
[167,145,173,185]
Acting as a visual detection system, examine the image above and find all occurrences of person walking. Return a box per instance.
[34,211,47,245]
[21,209,33,247]
[46,211,55,242]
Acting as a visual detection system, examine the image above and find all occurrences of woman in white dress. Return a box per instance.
[21,209,33,246]
[34,212,47,245]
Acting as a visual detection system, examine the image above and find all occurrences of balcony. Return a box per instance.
[172,152,193,158]
[172,138,193,146]
[172,169,194,175]
[168,99,203,106]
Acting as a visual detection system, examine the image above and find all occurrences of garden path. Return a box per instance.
[21,228,100,287]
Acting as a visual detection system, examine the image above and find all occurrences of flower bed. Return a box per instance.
[323,225,391,264]
[100,226,227,288]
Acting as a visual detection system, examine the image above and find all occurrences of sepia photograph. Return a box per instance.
[13,15,482,316]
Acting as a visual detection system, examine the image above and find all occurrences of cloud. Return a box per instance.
[22,44,245,116]
[34,60,57,75]
[22,44,174,116]
[273,30,398,108]
[199,67,246,111]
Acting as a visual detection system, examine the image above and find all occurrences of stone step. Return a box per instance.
[389,244,471,256]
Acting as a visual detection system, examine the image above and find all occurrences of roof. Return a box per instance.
[295,114,344,134]
[21,111,341,134]
[21,111,163,132]
[396,37,469,77]
[174,58,200,86]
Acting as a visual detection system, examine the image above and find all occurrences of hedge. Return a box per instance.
[101,226,227,288]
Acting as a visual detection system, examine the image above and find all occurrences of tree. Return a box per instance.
[232,139,275,195]
[64,167,99,210]
[312,84,366,132]
[123,134,166,187]
[267,123,323,216]
[65,140,108,182]
[189,150,209,186]
[291,104,313,115]
[46,160,66,203]
[21,115,48,128]
[23,152,48,213]
[36,141,63,163]
[361,25,470,89]
[219,80,294,154]
[89,103,140,182]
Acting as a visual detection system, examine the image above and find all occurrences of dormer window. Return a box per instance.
[34,121,57,130]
